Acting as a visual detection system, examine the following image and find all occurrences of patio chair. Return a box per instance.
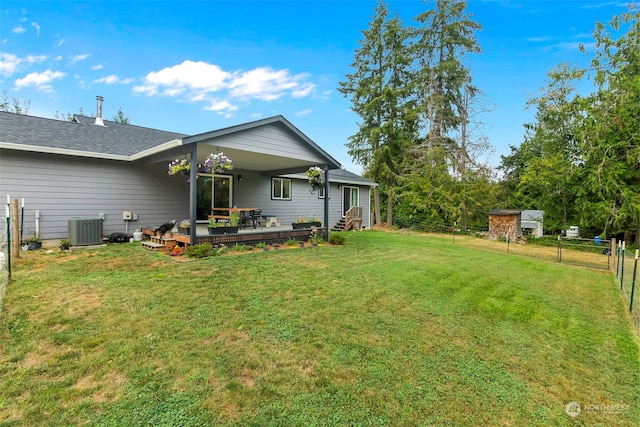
[239,210,252,229]
[247,209,262,229]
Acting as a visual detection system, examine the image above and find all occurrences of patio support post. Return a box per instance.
[323,167,329,240]
[189,143,198,247]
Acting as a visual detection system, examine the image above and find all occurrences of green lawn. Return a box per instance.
[1,231,638,426]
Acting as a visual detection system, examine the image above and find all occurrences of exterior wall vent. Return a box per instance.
[68,218,103,246]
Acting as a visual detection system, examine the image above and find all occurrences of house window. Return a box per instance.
[318,186,329,199]
[272,178,291,200]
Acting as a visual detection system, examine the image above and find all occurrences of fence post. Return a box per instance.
[620,241,625,289]
[4,202,10,279]
[630,249,638,313]
[557,235,562,263]
[616,241,622,279]
[11,200,19,259]
[610,238,616,272]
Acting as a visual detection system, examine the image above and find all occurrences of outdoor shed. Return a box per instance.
[488,209,522,241]
[521,210,544,237]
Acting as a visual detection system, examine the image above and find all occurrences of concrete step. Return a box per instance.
[142,241,167,251]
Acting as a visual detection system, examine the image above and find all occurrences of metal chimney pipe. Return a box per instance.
[95,95,104,126]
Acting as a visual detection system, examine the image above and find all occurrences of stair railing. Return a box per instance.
[344,206,363,231]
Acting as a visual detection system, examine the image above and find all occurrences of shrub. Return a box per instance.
[229,243,248,252]
[285,238,299,246]
[328,232,345,245]
[184,243,214,258]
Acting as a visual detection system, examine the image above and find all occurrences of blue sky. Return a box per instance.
[0,0,630,174]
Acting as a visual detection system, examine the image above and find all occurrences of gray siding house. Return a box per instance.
[0,109,374,244]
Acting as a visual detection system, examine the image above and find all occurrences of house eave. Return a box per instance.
[0,142,131,161]
[129,139,183,161]
[0,138,183,162]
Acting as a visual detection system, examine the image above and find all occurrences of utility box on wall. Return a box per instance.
[68,218,103,246]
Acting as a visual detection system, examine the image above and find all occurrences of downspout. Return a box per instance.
[189,143,198,247]
[323,168,329,240]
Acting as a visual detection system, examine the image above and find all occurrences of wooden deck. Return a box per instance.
[142,225,321,247]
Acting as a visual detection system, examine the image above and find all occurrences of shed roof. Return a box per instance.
[521,210,544,221]
[489,209,522,216]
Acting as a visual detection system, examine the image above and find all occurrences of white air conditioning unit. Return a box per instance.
[68,218,103,246]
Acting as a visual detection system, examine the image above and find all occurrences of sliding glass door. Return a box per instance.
[196,174,233,220]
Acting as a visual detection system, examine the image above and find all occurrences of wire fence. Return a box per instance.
[614,244,640,335]
[396,217,639,333]
[556,237,612,270]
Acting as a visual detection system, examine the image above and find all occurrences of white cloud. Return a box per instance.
[229,67,301,101]
[0,53,47,77]
[527,36,553,42]
[292,82,315,98]
[319,90,332,102]
[134,60,316,113]
[542,41,591,53]
[0,53,21,76]
[32,22,41,36]
[134,60,230,96]
[69,54,89,64]
[12,26,25,34]
[54,55,62,61]
[205,99,239,114]
[26,54,47,63]
[56,39,64,47]
[14,69,65,91]
[93,74,134,84]
[294,109,312,117]
[91,64,104,70]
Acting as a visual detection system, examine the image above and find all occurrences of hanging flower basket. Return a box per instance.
[168,159,191,175]
[167,153,233,180]
[203,152,233,174]
[306,166,324,191]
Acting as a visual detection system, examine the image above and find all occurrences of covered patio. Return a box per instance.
[142,115,343,247]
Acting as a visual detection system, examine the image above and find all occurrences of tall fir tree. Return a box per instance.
[338,0,416,226]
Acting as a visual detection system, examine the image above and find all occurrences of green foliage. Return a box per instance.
[229,210,240,227]
[184,243,213,258]
[309,229,324,244]
[229,243,247,252]
[499,4,640,242]
[328,232,345,245]
[285,238,299,246]
[111,107,131,124]
[338,1,417,226]
[0,90,30,114]
[25,232,41,243]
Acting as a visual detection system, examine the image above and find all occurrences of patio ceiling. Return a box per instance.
[194,145,322,175]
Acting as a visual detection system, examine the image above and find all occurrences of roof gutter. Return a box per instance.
[0,138,183,161]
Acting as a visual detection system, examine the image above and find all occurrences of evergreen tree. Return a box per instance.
[338,0,416,226]
[112,107,131,124]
